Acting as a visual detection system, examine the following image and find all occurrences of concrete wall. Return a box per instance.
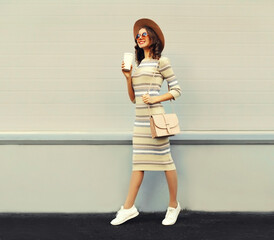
[0,1,273,213]
[0,0,273,131]
[0,142,273,213]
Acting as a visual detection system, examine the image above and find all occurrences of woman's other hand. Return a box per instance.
[142,94,157,104]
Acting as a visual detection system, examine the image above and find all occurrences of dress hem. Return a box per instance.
[132,164,176,172]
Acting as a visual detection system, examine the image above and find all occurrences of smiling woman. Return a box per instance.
[111,18,182,226]
[136,29,151,52]
[134,26,163,65]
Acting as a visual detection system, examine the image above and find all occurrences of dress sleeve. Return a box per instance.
[159,57,182,100]
[131,67,136,104]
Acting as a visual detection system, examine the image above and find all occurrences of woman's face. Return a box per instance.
[136,28,151,49]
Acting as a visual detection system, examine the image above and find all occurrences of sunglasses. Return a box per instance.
[135,32,149,40]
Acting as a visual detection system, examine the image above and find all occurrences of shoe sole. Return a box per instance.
[162,219,177,226]
[111,211,139,226]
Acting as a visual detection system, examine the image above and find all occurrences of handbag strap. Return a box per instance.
[146,60,175,116]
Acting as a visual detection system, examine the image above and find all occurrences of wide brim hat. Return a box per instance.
[133,18,165,52]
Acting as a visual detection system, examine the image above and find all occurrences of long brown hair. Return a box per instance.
[134,26,162,65]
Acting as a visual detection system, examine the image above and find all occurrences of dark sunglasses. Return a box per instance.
[135,32,149,40]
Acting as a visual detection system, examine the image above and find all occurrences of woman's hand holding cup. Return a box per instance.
[122,52,133,80]
[122,61,132,80]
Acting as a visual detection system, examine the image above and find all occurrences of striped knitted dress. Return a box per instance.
[131,56,182,171]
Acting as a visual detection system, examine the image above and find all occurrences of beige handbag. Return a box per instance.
[147,62,180,138]
[150,113,180,138]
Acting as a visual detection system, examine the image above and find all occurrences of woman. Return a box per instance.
[111,18,182,226]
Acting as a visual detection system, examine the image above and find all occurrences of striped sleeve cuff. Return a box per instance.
[169,89,181,100]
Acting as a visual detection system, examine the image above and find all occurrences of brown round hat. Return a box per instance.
[133,18,165,52]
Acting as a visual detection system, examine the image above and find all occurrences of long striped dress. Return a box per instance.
[131,56,182,171]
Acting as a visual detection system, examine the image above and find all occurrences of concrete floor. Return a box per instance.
[0,211,273,240]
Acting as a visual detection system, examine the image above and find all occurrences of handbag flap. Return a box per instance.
[151,114,179,129]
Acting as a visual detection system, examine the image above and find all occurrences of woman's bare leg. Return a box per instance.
[165,170,178,208]
[123,171,144,209]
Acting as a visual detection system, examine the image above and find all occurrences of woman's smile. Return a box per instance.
[137,28,151,48]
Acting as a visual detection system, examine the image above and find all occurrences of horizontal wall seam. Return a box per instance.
[0,132,273,145]
[0,140,273,145]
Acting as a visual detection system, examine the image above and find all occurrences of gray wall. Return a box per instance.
[0,143,273,213]
[0,0,273,131]
[0,0,273,212]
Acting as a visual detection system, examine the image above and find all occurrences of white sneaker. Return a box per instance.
[110,205,139,225]
[162,202,181,225]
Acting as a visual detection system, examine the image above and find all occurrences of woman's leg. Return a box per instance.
[165,169,178,208]
[123,170,144,209]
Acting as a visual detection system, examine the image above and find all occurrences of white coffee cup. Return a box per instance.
[123,52,133,71]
